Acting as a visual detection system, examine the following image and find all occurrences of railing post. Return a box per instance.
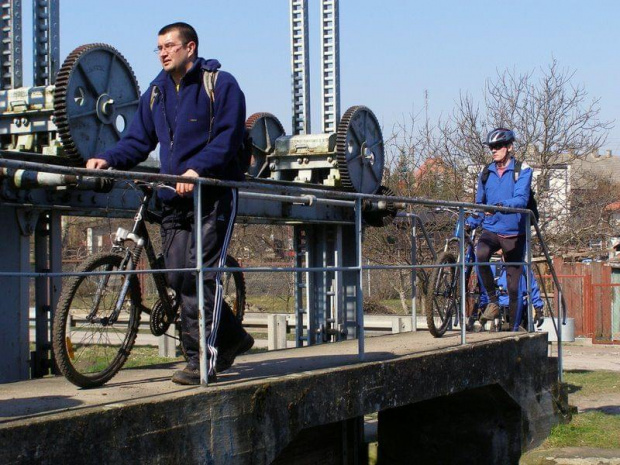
[458,207,466,345]
[194,182,208,386]
[355,198,365,360]
[411,213,417,332]
[557,288,564,383]
[525,213,533,332]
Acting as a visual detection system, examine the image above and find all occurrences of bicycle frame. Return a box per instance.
[445,216,479,326]
[107,183,173,324]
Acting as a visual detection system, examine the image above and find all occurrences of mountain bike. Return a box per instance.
[52,181,246,388]
[425,208,481,337]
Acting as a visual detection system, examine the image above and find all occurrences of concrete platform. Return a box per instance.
[0,330,560,464]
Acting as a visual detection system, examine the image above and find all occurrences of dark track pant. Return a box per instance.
[475,230,526,331]
[161,187,245,375]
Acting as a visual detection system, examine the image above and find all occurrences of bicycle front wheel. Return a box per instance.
[425,251,460,337]
[52,252,142,388]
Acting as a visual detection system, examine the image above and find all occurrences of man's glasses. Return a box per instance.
[488,143,508,151]
[154,42,186,54]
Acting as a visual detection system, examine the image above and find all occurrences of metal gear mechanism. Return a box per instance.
[362,185,398,227]
[245,112,285,178]
[54,43,140,164]
[336,106,385,194]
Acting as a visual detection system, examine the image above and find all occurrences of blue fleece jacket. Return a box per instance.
[466,158,533,235]
[99,57,246,204]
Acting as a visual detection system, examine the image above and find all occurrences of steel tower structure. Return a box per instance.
[319,0,339,133]
[289,0,341,135]
[32,0,59,86]
[0,0,62,383]
[289,0,311,135]
[1,0,23,89]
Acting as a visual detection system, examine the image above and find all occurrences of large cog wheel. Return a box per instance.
[245,112,285,178]
[54,43,140,164]
[336,105,384,194]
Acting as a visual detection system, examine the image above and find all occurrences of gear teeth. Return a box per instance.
[335,105,384,194]
[245,112,285,178]
[53,43,140,165]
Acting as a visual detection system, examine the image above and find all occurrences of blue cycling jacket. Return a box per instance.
[466,158,533,235]
[99,57,246,204]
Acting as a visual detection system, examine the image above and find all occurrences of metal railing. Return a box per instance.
[0,157,569,384]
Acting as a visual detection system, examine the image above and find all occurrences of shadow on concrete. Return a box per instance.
[0,396,82,419]
[94,375,174,389]
[581,405,620,415]
[217,351,397,383]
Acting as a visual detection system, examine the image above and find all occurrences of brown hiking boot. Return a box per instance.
[171,363,217,385]
[480,302,500,324]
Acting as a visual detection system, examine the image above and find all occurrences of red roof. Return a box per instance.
[604,201,620,212]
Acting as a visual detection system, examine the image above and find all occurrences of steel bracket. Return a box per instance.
[16,207,39,235]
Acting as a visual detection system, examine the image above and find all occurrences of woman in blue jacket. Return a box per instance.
[466,128,533,331]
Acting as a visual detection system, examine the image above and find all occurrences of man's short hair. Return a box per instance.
[158,22,199,53]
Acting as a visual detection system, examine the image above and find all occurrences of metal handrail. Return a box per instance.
[0,157,568,385]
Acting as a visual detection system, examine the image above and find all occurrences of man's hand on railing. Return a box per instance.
[86,158,110,170]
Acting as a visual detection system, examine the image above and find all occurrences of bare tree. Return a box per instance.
[445,60,613,243]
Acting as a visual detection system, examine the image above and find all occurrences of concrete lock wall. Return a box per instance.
[0,333,559,464]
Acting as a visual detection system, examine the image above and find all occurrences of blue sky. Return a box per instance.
[26,1,620,152]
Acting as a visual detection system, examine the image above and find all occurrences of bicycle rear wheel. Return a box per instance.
[223,255,246,322]
[52,252,142,388]
[425,251,459,337]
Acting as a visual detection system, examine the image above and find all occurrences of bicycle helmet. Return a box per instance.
[484,128,515,146]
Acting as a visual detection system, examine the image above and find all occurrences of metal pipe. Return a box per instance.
[411,214,417,331]
[458,207,467,345]
[239,191,354,208]
[525,213,533,332]
[355,198,364,360]
[532,219,568,325]
[0,157,535,215]
[194,183,208,386]
[0,168,112,191]
[557,288,564,383]
[396,212,437,261]
[0,260,530,278]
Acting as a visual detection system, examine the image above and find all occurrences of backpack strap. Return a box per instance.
[513,159,522,183]
[480,163,492,203]
[203,70,218,142]
[481,164,491,184]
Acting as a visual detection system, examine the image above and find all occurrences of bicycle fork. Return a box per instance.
[102,227,145,325]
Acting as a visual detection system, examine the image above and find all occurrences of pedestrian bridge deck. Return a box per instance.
[0,331,559,464]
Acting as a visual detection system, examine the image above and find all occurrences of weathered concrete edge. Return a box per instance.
[0,333,556,465]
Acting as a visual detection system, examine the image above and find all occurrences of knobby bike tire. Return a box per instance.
[223,255,246,323]
[52,252,142,388]
[425,251,459,337]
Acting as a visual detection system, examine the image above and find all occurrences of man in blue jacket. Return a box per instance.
[466,128,533,331]
[87,22,253,384]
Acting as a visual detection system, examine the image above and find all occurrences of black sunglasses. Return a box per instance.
[488,142,509,151]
